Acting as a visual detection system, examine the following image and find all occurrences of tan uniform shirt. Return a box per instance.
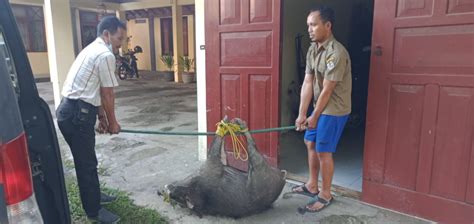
[305,35,352,116]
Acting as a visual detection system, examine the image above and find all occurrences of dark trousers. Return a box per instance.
[56,98,100,217]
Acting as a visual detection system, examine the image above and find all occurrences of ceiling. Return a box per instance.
[102,0,141,3]
[124,5,194,20]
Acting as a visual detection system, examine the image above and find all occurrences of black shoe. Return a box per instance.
[88,208,120,224]
[101,192,117,205]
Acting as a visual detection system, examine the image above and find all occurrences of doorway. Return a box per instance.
[279,0,374,192]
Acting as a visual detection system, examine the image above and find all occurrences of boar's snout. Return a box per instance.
[164,184,189,207]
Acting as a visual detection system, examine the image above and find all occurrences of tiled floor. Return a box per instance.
[279,126,365,192]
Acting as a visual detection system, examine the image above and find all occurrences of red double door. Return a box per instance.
[205,1,474,223]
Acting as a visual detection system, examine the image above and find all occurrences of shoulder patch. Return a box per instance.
[326,56,336,70]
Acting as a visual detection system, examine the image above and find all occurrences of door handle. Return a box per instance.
[374,46,383,56]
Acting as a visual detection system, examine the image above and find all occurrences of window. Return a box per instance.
[79,10,115,49]
[11,4,47,52]
[160,17,189,56]
[183,17,188,56]
[0,26,20,96]
[160,18,173,56]
[79,10,99,49]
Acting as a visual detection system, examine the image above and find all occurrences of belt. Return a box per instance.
[62,98,98,113]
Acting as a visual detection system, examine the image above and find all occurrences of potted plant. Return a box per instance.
[159,54,174,82]
[179,56,195,83]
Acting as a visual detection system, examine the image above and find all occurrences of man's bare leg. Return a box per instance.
[293,141,319,194]
[307,152,333,210]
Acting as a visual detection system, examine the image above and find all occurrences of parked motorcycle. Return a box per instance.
[116,45,142,80]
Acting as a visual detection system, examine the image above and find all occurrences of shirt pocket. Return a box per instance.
[317,61,326,79]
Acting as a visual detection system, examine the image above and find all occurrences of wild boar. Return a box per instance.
[159,118,287,218]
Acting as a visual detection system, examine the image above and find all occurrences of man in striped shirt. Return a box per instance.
[56,16,125,223]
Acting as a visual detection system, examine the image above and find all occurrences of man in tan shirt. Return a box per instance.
[292,6,352,213]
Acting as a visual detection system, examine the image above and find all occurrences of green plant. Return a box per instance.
[160,55,174,71]
[179,56,195,73]
[66,177,168,223]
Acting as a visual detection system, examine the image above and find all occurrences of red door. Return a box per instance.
[364,0,474,223]
[205,0,281,169]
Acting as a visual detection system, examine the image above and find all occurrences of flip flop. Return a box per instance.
[297,197,333,214]
[290,183,319,197]
[306,195,320,206]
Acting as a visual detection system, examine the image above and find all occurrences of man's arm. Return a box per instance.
[96,106,108,134]
[100,87,120,134]
[306,79,337,129]
[295,74,314,131]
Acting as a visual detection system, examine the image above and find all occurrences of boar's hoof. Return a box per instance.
[231,118,248,129]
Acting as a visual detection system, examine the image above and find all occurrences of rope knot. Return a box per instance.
[215,120,248,161]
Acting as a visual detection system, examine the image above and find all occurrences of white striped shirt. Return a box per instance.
[62,37,118,106]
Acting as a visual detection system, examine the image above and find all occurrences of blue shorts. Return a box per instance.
[304,114,349,153]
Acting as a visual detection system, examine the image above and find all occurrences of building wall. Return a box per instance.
[127,19,152,70]
[10,0,196,76]
[10,0,120,80]
[9,1,50,79]
[27,52,50,78]
[187,15,195,72]
[128,15,195,71]
[280,0,367,126]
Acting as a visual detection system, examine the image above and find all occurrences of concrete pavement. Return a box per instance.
[37,72,432,224]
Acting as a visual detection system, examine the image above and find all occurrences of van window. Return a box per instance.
[0,26,20,97]
[0,25,23,143]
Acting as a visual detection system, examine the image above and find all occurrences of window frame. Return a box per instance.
[160,16,189,56]
[160,17,173,56]
[10,4,47,53]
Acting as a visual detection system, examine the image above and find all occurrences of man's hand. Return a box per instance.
[96,116,109,134]
[108,121,121,134]
[295,115,307,131]
[100,87,120,134]
[306,115,319,129]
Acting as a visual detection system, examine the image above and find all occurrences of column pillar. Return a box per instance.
[172,0,183,82]
[195,0,207,161]
[44,0,76,108]
[116,10,128,54]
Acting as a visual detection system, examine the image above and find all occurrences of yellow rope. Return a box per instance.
[215,121,249,161]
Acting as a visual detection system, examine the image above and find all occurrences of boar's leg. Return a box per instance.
[208,116,230,160]
[208,135,224,160]
[244,132,267,172]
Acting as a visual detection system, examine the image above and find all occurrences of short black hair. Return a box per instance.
[310,6,335,28]
[97,16,127,37]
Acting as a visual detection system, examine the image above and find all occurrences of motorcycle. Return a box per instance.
[116,45,142,80]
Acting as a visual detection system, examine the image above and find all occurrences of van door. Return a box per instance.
[0,1,71,223]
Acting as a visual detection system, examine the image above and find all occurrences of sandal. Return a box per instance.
[297,196,333,214]
[290,183,319,197]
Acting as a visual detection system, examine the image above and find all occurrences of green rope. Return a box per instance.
[121,126,296,136]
